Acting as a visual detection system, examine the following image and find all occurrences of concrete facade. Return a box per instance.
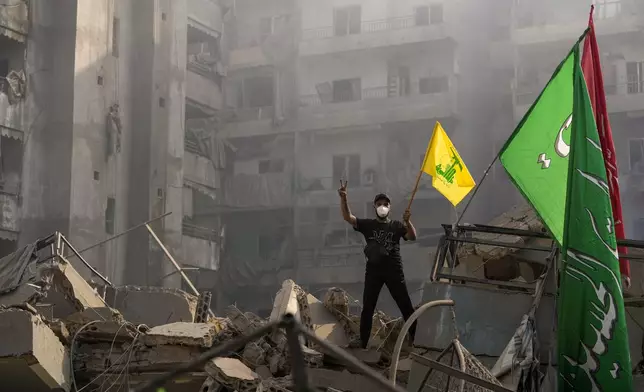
[215,0,516,315]
[1,0,225,288]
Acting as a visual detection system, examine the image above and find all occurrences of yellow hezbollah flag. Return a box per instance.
[421,122,475,206]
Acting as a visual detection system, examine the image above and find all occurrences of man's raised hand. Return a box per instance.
[338,179,348,198]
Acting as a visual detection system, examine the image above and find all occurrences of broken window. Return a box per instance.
[415,6,430,26]
[626,61,644,94]
[388,66,411,97]
[258,159,285,174]
[105,197,116,234]
[629,139,644,172]
[332,78,361,102]
[334,6,361,36]
[245,76,274,108]
[419,76,449,94]
[333,154,361,188]
[112,17,120,58]
[430,4,444,24]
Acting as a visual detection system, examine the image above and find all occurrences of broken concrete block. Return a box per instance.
[0,308,71,391]
[0,259,108,320]
[143,322,228,347]
[105,285,197,327]
[226,305,266,334]
[255,365,272,379]
[306,293,349,348]
[270,279,301,323]
[205,357,260,392]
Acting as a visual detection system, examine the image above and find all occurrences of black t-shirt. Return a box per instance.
[354,218,408,265]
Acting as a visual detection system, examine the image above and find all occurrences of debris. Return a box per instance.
[0,307,71,391]
[0,238,502,391]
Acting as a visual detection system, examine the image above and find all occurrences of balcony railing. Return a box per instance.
[226,106,274,122]
[302,15,423,41]
[299,84,447,107]
[182,220,218,242]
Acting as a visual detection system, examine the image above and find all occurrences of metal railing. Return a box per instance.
[430,223,644,291]
[302,14,423,41]
[133,314,408,392]
[182,220,218,242]
[300,83,448,107]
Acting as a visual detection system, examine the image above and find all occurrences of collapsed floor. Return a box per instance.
[0,240,426,392]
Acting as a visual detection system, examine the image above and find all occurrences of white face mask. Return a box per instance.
[376,205,390,218]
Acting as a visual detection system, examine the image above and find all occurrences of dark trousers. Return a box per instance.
[360,262,417,349]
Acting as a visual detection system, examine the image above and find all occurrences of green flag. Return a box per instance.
[501,32,632,391]
[499,52,575,245]
[558,44,632,391]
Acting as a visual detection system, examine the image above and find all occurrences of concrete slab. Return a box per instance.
[307,368,389,392]
[0,308,71,391]
[306,293,349,348]
[143,322,224,347]
[105,285,197,326]
[205,357,260,392]
[269,279,300,323]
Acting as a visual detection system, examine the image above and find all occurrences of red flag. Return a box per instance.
[581,5,630,282]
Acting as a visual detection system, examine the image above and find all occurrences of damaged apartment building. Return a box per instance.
[215,0,520,314]
[214,0,644,315]
[0,0,226,290]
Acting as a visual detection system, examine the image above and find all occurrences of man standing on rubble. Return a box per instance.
[338,180,418,349]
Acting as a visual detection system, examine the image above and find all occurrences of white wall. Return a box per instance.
[300,0,450,30]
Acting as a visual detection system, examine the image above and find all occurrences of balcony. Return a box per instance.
[512,2,641,46]
[0,192,19,239]
[297,82,457,133]
[187,0,222,35]
[184,151,219,189]
[223,172,293,209]
[186,70,223,112]
[0,98,26,137]
[228,46,271,70]
[0,0,27,42]
[296,176,377,207]
[300,15,454,57]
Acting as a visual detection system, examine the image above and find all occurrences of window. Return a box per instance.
[258,159,285,174]
[105,197,116,234]
[419,76,449,94]
[626,61,644,95]
[112,17,120,57]
[259,17,273,41]
[629,139,644,172]
[300,207,330,224]
[415,6,430,26]
[593,0,622,19]
[333,154,361,187]
[245,76,274,108]
[430,4,444,24]
[604,63,618,95]
[332,78,361,102]
[334,6,361,36]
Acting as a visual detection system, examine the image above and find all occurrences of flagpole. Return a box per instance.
[406,168,424,211]
[453,154,499,227]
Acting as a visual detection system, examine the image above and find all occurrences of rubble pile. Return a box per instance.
[0,241,418,392]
